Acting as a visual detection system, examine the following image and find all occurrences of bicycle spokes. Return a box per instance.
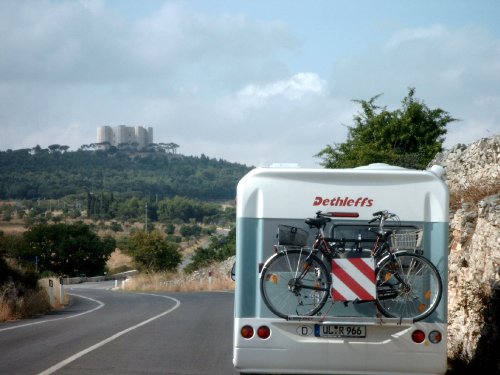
[261,211,442,322]
[260,249,331,318]
[375,253,442,321]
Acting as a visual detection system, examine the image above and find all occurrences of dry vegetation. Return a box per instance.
[0,275,58,322]
[119,253,235,293]
[0,286,50,322]
[449,178,500,211]
[106,249,135,274]
[0,276,71,322]
[1,216,232,322]
[103,229,235,293]
[123,269,235,292]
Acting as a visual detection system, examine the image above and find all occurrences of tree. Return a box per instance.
[185,227,236,273]
[128,231,181,272]
[316,88,457,169]
[179,223,203,238]
[166,143,179,154]
[0,146,250,201]
[21,223,115,276]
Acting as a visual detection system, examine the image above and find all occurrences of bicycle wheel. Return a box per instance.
[260,248,331,319]
[376,252,442,321]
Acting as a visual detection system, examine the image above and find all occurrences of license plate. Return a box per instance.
[314,324,366,338]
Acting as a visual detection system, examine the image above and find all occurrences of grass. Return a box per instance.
[0,277,69,322]
[123,269,235,292]
[106,248,135,274]
[0,283,50,321]
[449,178,500,210]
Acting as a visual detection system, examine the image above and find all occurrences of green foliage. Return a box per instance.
[179,223,203,238]
[0,233,26,258]
[87,191,114,219]
[0,257,39,289]
[19,223,115,276]
[166,234,182,243]
[164,223,175,235]
[109,221,123,232]
[0,148,250,201]
[185,227,235,273]
[203,225,217,235]
[316,88,457,169]
[128,230,181,272]
[158,196,220,223]
[9,193,233,226]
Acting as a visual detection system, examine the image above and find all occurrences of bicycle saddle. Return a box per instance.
[305,217,331,228]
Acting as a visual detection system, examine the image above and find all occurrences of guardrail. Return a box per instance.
[62,270,138,285]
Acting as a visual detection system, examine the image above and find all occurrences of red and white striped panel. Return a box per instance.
[331,258,376,301]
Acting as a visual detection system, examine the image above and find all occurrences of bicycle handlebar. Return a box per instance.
[369,210,396,223]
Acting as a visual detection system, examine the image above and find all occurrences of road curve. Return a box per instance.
[0,281,237,375]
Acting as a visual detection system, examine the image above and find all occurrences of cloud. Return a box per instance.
[0,2,498,169]
[332,24,500,147]
[237,73,327,101]
[0,1,300,155]
[386,25,450,48]
[157,73,353,167]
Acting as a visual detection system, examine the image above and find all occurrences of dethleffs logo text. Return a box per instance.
[313,196,374,207]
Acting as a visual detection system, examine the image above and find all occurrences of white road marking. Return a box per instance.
[0,294,104,332]
[37,293,181,375]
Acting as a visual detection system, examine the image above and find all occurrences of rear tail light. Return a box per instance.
[411,330,426,344]
[327,212,360,218]
[257,325,271,339]
[240,325,271,340]
[241,325,254,339]
[428,330,442,344]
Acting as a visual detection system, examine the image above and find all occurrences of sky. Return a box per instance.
[1,0,499,168]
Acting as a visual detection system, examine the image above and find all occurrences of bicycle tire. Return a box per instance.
[376,252,442,321]
[260,248,331,319]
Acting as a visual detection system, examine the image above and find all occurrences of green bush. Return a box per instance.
[185,228,235,273]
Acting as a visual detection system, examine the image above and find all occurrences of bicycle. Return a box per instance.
[260,210,443,322]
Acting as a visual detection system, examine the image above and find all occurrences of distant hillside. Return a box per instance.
[0,148,252,201]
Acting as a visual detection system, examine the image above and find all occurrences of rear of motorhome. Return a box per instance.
[233,164,448,375]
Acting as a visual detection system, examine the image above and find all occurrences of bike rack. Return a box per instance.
[286,315,414,326]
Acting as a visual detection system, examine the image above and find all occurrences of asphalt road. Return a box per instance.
[0,281,238,375]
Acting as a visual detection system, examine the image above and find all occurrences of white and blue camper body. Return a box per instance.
[233,164,448,375]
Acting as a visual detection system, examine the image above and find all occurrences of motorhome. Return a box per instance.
[233,164,448,375]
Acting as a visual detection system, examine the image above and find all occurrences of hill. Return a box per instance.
[0,148,251,201]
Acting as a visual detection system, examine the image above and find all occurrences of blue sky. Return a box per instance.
[1,0,499,167]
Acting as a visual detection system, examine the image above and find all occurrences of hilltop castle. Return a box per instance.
[97,125,153,149]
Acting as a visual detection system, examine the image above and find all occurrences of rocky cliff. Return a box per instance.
[431,135,499,373]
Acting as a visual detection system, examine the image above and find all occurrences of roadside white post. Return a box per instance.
[48,279,55,306]
[59,277,64,305]
[115,279,118,289]
[208,271,212,290]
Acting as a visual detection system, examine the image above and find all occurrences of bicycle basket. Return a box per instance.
[391,229,423,251]
[277,225,308,246]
